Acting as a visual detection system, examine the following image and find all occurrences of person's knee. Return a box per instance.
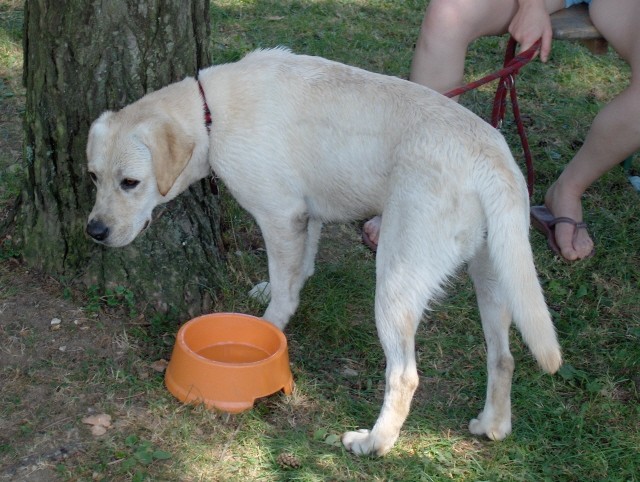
[420,0,478,44]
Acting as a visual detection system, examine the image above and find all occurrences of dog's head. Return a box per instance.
[85,108,195,247]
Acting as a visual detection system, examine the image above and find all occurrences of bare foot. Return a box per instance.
[544,182,594,260]
[362,216,382,250]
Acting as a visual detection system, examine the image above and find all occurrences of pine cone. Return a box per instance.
[276,452,302,469]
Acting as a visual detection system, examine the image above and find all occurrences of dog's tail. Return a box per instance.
[475,147,562,374]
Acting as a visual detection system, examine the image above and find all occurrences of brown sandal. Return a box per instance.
[530,205,595,260]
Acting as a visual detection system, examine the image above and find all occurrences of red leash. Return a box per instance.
[444,37,540,197]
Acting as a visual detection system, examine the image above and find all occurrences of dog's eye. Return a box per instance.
[89,172,97,184]
[120,178,140,190]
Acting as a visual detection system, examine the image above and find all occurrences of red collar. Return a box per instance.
[197,80,212,132]
[197,78,218,195]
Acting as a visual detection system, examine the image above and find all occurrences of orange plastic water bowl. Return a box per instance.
[165,313,294,413]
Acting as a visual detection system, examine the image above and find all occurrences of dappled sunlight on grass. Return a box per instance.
[1,0,638,480]
[0,0,22,77]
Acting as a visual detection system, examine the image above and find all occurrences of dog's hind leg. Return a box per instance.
[258,209,321,330]
[467,244,514,441]
[342,210,462,456]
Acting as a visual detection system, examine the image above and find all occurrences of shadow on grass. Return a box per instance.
[1,0,638,480]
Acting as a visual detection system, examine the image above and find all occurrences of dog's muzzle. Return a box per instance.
[86,218,109,242]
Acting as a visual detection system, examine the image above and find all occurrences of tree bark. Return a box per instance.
[18,0,225,318]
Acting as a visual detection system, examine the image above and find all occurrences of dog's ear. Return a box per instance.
[148,122,195,196]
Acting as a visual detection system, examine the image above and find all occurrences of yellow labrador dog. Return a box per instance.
[86,48,562,456]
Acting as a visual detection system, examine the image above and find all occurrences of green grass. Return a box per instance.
[1,0,639,481]
[0,0,24,235]
[184,2,640,479]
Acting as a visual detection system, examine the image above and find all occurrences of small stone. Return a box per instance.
[149,359,169,373]
[90,425,107,436]
[82,413,112,427]
[341,367,359,377]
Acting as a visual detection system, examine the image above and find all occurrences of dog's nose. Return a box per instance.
[86,219,109,241]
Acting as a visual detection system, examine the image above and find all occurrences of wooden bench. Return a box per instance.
[550,4,608,54]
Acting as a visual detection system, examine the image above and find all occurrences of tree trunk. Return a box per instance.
[18,0,225,318]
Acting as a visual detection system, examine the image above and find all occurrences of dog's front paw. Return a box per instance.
[248,281,271,304]
[342,429,375,456]
[469,412,512,441]
[342,429,394,456]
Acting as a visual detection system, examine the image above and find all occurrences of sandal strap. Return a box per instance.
[548,216,586,229]
[548,216,589,246]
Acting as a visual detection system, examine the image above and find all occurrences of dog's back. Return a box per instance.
[203,49,518,220]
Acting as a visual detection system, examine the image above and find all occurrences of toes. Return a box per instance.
[342,429,373,456]
[554,224,578,260]
[574,230,595,259]
[468,416,511,441]
[554,223,594,260]
[342,429,396,456]
[484,427,509,441]
[468,417,483,436]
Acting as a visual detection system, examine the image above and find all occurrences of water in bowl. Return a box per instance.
[198,342,270,364]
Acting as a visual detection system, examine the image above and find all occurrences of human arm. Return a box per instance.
[509,0,554,61]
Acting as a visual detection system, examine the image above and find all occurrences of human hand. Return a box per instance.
[508,0,553,62]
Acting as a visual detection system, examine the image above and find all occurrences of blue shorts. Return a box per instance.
[565,0,591,7]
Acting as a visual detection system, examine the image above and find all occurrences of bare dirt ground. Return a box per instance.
[0,261,129,480]
[0,75,143,481]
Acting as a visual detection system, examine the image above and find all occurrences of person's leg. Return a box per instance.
[410,0,516,93]
[410,0,565,92]
[543,0,640,260]
[364,0,564,250]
